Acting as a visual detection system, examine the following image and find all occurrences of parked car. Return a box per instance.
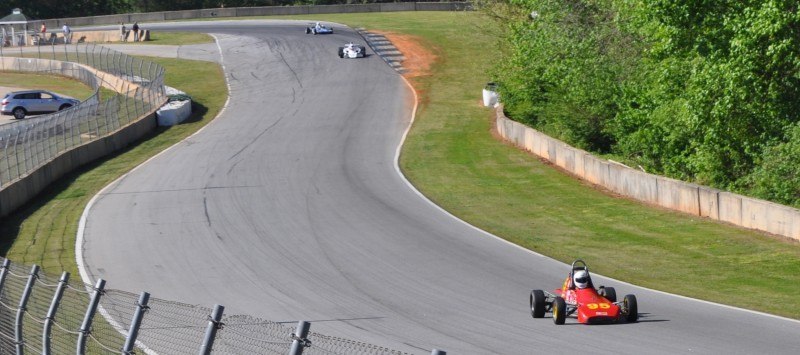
[1,90,80,119]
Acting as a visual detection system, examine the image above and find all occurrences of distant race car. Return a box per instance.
[529,259,638,325]
[305,22,333,35]
[338,43,366,59]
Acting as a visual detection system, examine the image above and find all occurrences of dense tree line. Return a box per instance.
[486,0,800,207]
[1,0,414,19]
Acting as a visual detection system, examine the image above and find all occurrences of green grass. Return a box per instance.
[0,72,97,100]
[2,12,800,319]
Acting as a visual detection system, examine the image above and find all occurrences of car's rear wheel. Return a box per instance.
[623,294,638,322]
[12,107,26,119]
[58,104,72,111]
[530,290,546,318]
[599,286,616,303]
[552,296,566,325]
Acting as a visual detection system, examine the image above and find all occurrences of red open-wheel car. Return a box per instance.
[530,259,639,325]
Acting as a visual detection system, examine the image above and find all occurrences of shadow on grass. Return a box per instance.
[182,102,209,124]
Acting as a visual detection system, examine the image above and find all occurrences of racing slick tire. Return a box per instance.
[305,28,311,34]
[338,47,345,58]
[599,286,617,303]
[530,290,546,318]
[623,294,638,322]
[552,296,566,325]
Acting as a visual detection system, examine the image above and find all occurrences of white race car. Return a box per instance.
[338,43,366,59]
[305,22,333,35]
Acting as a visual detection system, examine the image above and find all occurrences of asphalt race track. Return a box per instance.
[79,20,800,354]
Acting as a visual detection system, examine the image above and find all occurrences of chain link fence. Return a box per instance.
[0,257,412,354]
[0,41,166,189]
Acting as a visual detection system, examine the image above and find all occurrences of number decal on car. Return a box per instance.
[586,303,611,309]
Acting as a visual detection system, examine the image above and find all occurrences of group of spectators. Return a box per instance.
[35,21,141,45]
[120,22,141,42]
[38,23,71,44]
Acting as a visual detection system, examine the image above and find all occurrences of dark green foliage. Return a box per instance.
[487,0,800,206]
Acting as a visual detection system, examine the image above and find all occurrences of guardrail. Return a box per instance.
[494,105,800,241]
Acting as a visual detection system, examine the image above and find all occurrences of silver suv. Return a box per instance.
[1,90,80,119]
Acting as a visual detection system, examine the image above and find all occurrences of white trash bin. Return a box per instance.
[482,82,498,107]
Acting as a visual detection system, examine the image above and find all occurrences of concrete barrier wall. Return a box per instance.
[0,112,156,217]
[380,3,417,12]
[656,177,699,215]
[49,3,470,27]
[493,106,800,241]
[417,2,472,11]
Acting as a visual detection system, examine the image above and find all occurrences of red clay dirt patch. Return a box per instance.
[371,31,438,80]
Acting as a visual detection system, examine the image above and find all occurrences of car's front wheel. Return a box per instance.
[530,290,546,318]
[552,296,566,325]
[12,107,26,119]
[58,104,72,111]
[623,294,638,322]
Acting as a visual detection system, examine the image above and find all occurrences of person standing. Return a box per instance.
[120,22,127,42]
[62,23,71,44]
[40,23,47,44]
[132,22,139,42]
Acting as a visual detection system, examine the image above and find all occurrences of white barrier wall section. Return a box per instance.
[493,106,800,241]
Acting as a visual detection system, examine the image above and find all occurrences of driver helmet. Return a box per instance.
[316,22,321,27]
[573,270,589,289]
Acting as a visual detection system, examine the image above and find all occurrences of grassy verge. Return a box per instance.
[0,56,225,277]
[2,13,799,319]
[0,73,96,100]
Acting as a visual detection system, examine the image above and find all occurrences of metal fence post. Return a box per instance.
[122,291,149,354]
[289,321,311,355]
[15,264,39,355]
[13,128,22,180]
[1,135,8,187]
[198,304,224,355]
[76,279,105,355]
[0,259,11,301]
[42,272,68,355]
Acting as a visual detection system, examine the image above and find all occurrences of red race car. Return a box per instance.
[530,259,638,325]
